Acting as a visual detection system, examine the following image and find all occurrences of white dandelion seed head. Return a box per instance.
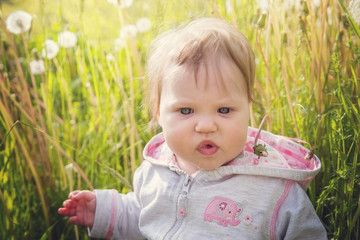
[350,0,360,25]
[114,37,127,50]
[65,163,73,171]
[120,25,137,39]
[5,10,32,35]
[29,59,45,75]
[107,0,133,8]
[58,31,77,48]
[65,163,76,178]
[257,0,268,13]
[114,37,126,47]
[106,53,115,61]
[136,18,151,33]
[42,39,59,59]
[312,0,320,8]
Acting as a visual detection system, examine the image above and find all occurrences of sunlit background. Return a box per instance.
[1,0,360,239]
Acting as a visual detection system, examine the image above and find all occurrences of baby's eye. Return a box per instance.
[218,107,230,114]
[180,108,193,115]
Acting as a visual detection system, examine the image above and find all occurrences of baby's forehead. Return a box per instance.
[164,56,246,93]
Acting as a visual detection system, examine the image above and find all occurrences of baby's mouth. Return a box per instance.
[197,141,219,156]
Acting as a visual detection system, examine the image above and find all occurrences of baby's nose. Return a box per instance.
[195,116,217,133]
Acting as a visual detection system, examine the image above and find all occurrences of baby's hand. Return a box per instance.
[58,190,96,228]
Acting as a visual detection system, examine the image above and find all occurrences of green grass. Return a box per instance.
[0,0,359,239]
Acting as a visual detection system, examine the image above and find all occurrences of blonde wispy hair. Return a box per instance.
[146,17,255,124]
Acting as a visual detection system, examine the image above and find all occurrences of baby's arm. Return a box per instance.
[88,190,143,239]
[276,183,327,239]
[59,165,145,239]
[58,190,96,228]
[88,165,145,239]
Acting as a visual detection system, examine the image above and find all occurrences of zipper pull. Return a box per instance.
[183,176,192,194]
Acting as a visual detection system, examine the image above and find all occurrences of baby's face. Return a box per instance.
[158,59,249,175]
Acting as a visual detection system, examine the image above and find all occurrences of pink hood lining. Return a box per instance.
[143,127,321,187]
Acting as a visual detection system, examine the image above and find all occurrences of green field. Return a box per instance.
[0,0,359,239]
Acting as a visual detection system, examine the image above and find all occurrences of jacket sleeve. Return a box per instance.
[276,182,327,240]
[88,167,145,240]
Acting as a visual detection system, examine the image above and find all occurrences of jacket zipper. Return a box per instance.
[164,174,192,239]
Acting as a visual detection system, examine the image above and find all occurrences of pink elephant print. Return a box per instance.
[203,197,243,227]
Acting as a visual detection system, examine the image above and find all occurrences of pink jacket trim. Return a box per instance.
[270,180,293,240]
[106,190,117,240]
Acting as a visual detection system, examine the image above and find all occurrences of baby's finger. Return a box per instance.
[62,199,76,208]
[58,207,73,216]
[59,205,78,216]
[68,190,81,199]
[72,190,95,201]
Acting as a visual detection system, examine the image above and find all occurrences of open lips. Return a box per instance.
[197,141,219,155]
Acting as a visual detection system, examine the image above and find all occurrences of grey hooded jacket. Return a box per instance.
[89,127,327,239]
